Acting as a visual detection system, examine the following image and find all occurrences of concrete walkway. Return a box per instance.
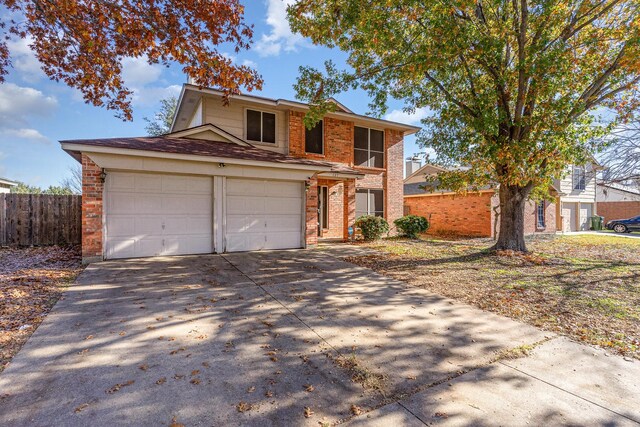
[0,249,638,426]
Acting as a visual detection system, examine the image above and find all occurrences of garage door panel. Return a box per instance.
[226,233,265,252]
[227,178,266,197]
[265,215,301,232]
[136,175,162,192]
[106,216,135,237]
[264,197,301,214]
[263,232,301,250]
[106,172,212,259]
[225,178,303,252]
[163,215,211,235]
[135,195,163,213]
[226,215,265,233]
[108,173,136,191]
[108,193,137,214]
[265,181,301,197]
[227,196,266,214]
[138,237,164,257]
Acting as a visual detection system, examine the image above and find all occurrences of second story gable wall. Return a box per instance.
[556,164,597,202]
[203,96,288,154]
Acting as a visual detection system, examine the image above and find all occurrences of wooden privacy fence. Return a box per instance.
[0,194,81,246]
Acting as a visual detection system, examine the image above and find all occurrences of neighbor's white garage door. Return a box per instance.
[225,178,303,252]
[105,172,212,259]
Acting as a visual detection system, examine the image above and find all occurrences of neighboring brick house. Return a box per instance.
[404,163,558,237]
[61,84,419,263]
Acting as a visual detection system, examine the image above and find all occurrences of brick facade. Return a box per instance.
[305,176,318,247]
[405,192,495,237]
[290,110,406,241]
[597,201,640,223]
[81,155,103,263]
[384,129,404,232]
[405,191,556,238]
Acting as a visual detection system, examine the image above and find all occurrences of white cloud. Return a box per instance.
[241,59,258,69]
[7,37,45,83]
[384,107,430,125]
[121,56,163,88]
[130,84,182,107]
[2,128,50,144]
[0,83,58,125]
[254,0,306,57]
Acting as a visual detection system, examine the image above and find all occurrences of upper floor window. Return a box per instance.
[246,109,276,144]
[573,166,586,190]
[354,127,384,168]
[305,120,323,154]
[355,188,384,218]
[537,201,546,228]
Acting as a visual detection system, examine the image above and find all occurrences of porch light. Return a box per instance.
[99,169,107,183]
[218,162,226,168]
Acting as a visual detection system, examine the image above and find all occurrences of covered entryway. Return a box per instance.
[225,178,304,252]
[105,172,212,259]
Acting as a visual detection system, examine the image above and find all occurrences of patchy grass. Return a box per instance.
[0,246,82,372]
[346,235,640,359]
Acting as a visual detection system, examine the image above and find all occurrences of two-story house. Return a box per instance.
[554,163,600,232]
[61,84,419,263]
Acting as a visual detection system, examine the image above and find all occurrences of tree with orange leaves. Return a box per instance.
[0,0,262,120]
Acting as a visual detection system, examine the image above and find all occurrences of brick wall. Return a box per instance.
[405,192,494,237]
[305,176,318,247]
[81,155,103,263]
[344,179,356,240]
[598,201,640,223]
[384,129,404,231]
[288,112,354,164]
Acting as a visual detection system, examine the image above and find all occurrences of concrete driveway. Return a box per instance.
[1,247,638,426]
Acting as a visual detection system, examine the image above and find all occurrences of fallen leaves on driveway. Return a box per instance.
[0,246,82,372]
[106,380,135,394]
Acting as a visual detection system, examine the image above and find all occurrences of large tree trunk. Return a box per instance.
[493,184,531,252]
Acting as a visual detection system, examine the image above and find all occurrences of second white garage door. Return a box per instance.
[105,172,212,259]
[225,178,303,252]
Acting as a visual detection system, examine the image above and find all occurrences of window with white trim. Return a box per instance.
[537,201,546,228]
[354,127,384,168]
[355,189,384,217]
[573,166,586,190]
[246,109,276,143]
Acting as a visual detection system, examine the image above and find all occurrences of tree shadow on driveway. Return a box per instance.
[0,248,580,426]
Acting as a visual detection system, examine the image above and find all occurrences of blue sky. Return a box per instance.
[0,1,426,187]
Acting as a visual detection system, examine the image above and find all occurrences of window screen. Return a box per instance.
[355,189,384,218]
[305,120,323,154]
[246,109,276,143]
[354,126,384,168]
[573,166,586,190]
[246,109,262,142]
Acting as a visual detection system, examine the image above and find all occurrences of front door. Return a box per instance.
[317,186,328,237]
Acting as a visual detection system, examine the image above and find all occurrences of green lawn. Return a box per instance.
[345,234,640,359]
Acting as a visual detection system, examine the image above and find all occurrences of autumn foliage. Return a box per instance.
[288,0,640,251]
[0,0,263,120]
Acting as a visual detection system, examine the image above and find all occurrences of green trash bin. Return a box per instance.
[590,215,603,231]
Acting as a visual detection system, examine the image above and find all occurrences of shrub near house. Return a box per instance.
[394,215,429,238]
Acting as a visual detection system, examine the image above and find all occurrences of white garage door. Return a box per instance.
[226,178,303,252]
[105,172,212,259]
